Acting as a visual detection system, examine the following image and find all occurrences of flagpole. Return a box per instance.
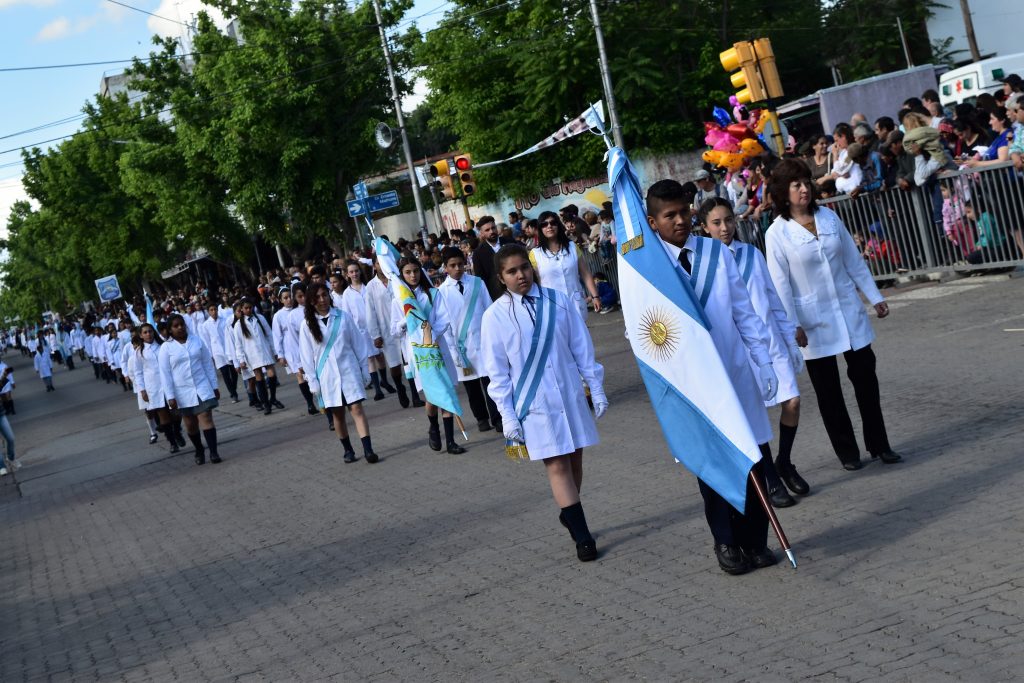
[748,471,797,568]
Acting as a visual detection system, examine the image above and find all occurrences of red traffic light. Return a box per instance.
[454,156,471,171]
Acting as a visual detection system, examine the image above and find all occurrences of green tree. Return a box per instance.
[823,0,938,81]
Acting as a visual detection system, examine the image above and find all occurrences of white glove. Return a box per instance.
[594,400,608,419]
[758,363,778,402]
[787,344,805,374]
[503,417,524,443]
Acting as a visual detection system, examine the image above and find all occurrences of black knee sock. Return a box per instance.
[360,435,373,454]
[202,427,218,455]
[427,413,439,431]
[268,376,278,402]
[408,375,420,399]
[247,390,257,404]
[777,422,798,469]
[370,372,381,394]
[378,369,395,390]
[442,415,455,444]
[298,382,314,408]
[560,502,594,544]
[163,425,177,446]
[340,436,354,453]
[256,380,269,405]
[759,443,784,491]
[187,431,205,454]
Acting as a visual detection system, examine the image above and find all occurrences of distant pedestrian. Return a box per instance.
[0,363,20,476]
[33,335,55,392]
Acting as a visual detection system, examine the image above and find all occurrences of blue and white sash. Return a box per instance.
[455,277,481,373]
[732,241,757,285]
[512,287,557,422]
[688,237,722,310]
[314,312,343,410]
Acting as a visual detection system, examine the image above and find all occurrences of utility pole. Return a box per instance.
[588,0,623,148]
[372,0,428,233]
[959,0,982,62]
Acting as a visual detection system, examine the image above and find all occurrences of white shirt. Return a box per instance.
[132,342,166,407]
[298,308,368,408]
[158,335,218,408]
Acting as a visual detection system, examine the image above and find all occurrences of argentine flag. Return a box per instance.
[609,148,761,513]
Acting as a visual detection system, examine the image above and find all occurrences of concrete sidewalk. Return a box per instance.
[2,275,1023,681]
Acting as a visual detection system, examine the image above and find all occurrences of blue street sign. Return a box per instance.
[367,190,400,213]
[353,181,368,199]
[346,199,365,217]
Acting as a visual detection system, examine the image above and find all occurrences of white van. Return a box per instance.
[939,52,1024,106]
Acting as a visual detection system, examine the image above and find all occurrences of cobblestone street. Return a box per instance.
[2,274,1023,682]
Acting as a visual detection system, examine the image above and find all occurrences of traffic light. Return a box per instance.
[453,153,475,196]
[752,38,783,100]
[429,159,455,200]
[719,41,765,105]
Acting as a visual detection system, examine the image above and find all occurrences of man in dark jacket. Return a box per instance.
[471,215,511,300]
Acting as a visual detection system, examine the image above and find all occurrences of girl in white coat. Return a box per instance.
[390,255,467,455]
[700,198,809,503]
[285,284,320,415]
[364,258,416,409]
[126,331,160,445]
[299,283,378,464]
[765,159,901,472]
[134,323,186,453]
[158,314,221,465]
[232,298,282,415]
[33,334,55,392]
[342,260,395,401]
[480,244,608,563]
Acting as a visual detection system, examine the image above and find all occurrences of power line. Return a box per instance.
[104,0,188,27]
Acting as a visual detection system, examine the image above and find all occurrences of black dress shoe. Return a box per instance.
[427,427,442,451]
[307,404,319,415]
[209,453,222,464]
[446,442,466,454]
[769,486,796,508]
[745,547,778,569]
[195,452,206,465]
[177,433,187,448]
[149,434,159,445]
[169,442,180,454]
[477,419,493,432]
[364,451,379,464]
[411,397,426,408]
[714,544,750,575]
[778,464,810,495]
[271,400,285,409]
[576,539,598,562]
[842,459,864,471]
[343,451,358,463]
[373,392,385,401]
[873,450,903,464]
[263,404,272,415]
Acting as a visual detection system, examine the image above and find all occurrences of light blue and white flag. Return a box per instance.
[609,147,761,513]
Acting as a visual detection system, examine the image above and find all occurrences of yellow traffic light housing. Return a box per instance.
[429,159,455,200]
[719,41,765,105]
[454,153,475,196]
[753,38,784,100]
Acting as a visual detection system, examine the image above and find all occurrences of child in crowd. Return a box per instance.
[593,272,618,314]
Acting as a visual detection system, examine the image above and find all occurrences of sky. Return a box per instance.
[0,0,442,234]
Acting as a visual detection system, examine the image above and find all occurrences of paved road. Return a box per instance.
[2,274,1023,682]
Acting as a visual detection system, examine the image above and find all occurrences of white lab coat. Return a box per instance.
[125,350,148,410]
[106,336,123,370]
[132,341,166,408]
[158,335,218,409]
[285,306,307,372]
[341,284,374,360]
[530,244,589,319]
[33,351,53,378]
[232,313,275,369]
[480,285,604,460]
[436,274,490,381]
[364,277,403,368]
[199,315,231,368]
[765,207,884,361]
[729,241,801,406]
[660,235,773,444]
[298,308,368,407]
[271,306,297,375]
[390,286,457,391]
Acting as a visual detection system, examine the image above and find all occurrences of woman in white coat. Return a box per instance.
[342,260,395,401]
[480,244,608,563]
[133,323,185,453]
[158,314,221,465]
[699,198,809,504]
[528,211,601,319]
[364,258,415,409]
[232,298,282,415]
[390,255,467,454]
[125,331,160,445]
[765,159,902,471]
[285,283,320,415]
[299,283,378,464]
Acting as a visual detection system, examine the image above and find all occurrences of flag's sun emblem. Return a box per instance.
[638,308,679,361]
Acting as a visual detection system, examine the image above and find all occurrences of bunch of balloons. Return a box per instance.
[701,97,771,172]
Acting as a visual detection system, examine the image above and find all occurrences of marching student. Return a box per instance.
[87,326,106,380]
[232,298,282,415]
[284,283,320,415]
[646,179,779,575]
[158,314,222,465]
[134,323,186,453]
[699,197,808,504]
[390,254,467,454]
[341,260,395,401]
[299,283,379,464]
[0,362,19,476]
[106,323,129,392]
[364,257,414,409]
[0,356,15,416]
[230,302,259,408]
[199,302,240,403]
[33,333,55,392]
[481,244,608,563]
[435,246,502,433]
[126,332,159,444]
